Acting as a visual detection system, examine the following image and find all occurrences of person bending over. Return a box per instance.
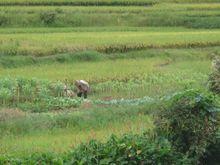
[75,80,90,99]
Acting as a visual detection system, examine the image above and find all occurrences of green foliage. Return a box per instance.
[67,134,191,164]
[17,97,82,112]
[40,11,56,25]
[0,77,82,112]
[200,131,220,165]
[0,14,8,26]
[156,89,219,162]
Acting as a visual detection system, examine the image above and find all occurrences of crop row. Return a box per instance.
[0,69,207,111]
[0,77,82,111]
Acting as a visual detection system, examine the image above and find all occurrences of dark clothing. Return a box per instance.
[77,91,87,99]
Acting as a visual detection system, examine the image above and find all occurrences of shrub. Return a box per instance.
[156,89,219,163]
[209,57,220,94]
[40,11,56,25]
[201,131,220,165]
[0,15,8,26]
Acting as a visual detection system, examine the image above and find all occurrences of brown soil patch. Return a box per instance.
[0,108,26,122]
[81,101,93,109]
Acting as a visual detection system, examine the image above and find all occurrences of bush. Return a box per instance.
[156,89,219,163]
[201,131,220,165]
[40,11,56,25]
[0,15,8,26]
[66,134,191,164]
[209,57,220,94]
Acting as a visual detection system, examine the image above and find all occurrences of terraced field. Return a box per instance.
[1,28,220,56]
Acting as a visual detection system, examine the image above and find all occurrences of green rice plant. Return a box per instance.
[51,81,65,97]
[0,88,13,106]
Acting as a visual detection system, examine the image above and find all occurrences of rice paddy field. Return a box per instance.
[0,0,220,164]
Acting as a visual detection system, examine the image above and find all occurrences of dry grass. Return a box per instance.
[0,108,26,122]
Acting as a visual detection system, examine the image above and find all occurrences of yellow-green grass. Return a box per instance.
[0,115,152,157]
[1,29,220,56]
[0,58,159,80]
[0,57,210,81]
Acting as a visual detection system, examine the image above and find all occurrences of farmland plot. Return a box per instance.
[0,0,219,164]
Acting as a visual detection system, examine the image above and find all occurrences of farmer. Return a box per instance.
[75,80,90,99]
